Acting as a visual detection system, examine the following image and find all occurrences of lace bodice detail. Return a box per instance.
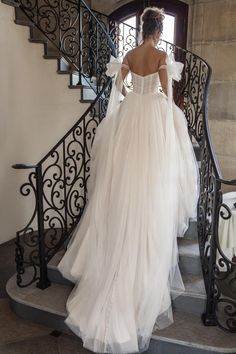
[131,72,160,95]
[105,53,183,116]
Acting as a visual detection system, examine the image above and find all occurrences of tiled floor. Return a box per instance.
[0,239,91,354]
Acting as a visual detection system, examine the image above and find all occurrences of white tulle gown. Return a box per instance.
[57,52,200,353]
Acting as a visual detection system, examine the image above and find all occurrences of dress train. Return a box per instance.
[57,52,200,353]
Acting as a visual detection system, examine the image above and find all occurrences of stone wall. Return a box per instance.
[190,0,236,190]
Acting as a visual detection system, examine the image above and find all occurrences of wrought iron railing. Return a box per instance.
[12,0,115,289]
[13,78,112,288]
[10,0,235,332]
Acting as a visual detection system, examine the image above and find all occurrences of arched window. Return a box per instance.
[110,0,188,49]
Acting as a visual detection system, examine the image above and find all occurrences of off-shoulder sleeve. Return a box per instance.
[158,52,183,82]
[105,55,125,117]
[158,64,167,71]
[166,52,184,82]
[106,55,123,77]
[121,63,130,70]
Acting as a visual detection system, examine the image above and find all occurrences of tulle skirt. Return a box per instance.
[57,91,199,353]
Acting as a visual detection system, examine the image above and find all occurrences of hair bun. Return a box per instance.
[140,7,165,39]
[142,8,164,23]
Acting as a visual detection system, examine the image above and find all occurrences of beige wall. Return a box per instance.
[0,3,88,244]
[190,0,236,189]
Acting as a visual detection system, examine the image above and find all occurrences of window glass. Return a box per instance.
[162,14,175,44]
[118,14,176,55]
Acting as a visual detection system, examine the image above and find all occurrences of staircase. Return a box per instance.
[2,0,236,352]
[6,216,236,353]
[2,0,109,103]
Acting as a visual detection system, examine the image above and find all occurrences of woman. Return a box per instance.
[57,6,199,354]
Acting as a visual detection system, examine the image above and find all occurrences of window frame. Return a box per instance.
[109,0,188,49]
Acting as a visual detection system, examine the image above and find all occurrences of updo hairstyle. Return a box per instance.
[140,7,165,40]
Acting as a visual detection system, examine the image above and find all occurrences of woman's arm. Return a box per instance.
[119,55,130,96]
[158,52,168,97]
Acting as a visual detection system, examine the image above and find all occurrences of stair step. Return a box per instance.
[7,271,206,322]
[183,218,197,240]
[70,72,91,85]
[172,274,206,316]
[80,86,97,102]
[59,58,79,73]
[48,238,202,284]
[28,38,46,44]
[151,311,236,354]
[15,7,33,26]
[193,143,202,162]
[47,249,206,316]
[1,0,19,7]
[14,18,34,26]
[68,84,83,89]
[29,26,46,43]
[178,238,202,276]
[44,42,60,57]
[43,54,61,60]
[57,70,72,75]
[6,273,234,354]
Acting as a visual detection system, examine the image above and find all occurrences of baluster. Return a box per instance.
[36,164,51,289]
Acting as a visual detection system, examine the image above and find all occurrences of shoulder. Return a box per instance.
[124,47,137,59]
[122,48,137,67]
[155,49,168,66]
[154,48,167,59]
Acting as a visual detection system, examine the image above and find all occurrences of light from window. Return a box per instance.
[162,14,175,44]
[123,16,136,28]
[118,13,176,56]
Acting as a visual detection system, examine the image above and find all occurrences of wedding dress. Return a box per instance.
[57,52,200,353]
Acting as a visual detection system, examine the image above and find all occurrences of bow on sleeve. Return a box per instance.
[105,55,124,118]
[166,51,184,83]
[165,51,184,111]
[106,55,123,77]
[165,52,184,164]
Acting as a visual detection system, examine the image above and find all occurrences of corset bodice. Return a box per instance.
[131,71,160,95]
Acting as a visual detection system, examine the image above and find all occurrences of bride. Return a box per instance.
[57,6,199,354]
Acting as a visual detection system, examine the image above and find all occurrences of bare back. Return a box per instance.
[124,46,166,76]
[121,45,168,96]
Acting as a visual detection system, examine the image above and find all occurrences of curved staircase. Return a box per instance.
[2,0,236,352]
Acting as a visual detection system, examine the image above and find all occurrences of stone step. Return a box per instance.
[29,26,46,43]
[183,218,197,240]
[6,273,234,354]
[14,7,34,26]
[7,271,205,322]
[80,87,97,102]
[44,42,60,57]
[48,238,202,286]
[47,249,206,316]
[193,143,202,161]
[1,0,19,7]
[178,238,202,276]
[151,311,236,354]
[172,274,206,316]
[59,58,80,73]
